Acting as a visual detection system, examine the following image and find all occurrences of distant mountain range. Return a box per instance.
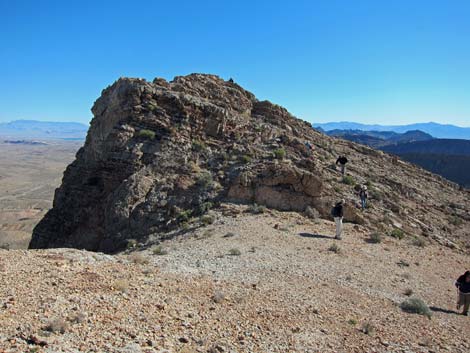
[325,129,434,148]
[322,127,470,188]
[314,121,470,140]
[0,120,88,140]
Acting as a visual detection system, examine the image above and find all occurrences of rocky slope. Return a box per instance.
[3,206,470,353]
[29,74,470,253]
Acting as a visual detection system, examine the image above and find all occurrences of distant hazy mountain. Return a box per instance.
[0,120,88,139]
[314,121,470,140]
[325,129,434,148]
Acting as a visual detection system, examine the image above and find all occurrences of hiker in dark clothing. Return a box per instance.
[359,185,368,210]
[455,271,470,315]
[336,156,348,176]
[331,199,345,239]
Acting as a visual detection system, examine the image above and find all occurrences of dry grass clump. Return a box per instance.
[45,318,69,334]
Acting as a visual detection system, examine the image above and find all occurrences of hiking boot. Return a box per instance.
[463,312,469,316]
[335,236,342,240]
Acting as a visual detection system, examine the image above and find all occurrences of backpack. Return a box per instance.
[331,206,338,218]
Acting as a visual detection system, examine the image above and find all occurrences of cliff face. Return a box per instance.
[29,74,470,253]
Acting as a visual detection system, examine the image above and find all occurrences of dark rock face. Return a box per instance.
[29,74,330,252]
[29,74,470,253]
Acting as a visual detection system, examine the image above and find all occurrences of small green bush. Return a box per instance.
[192,139,206,152]
[196,172,213,189]
[273,148,286,160]
[248,203,266,214]
[348,319,357,326]
[240,155,252,164]
[126,239,138,249]
[197,201,213,214]
[153,246,168,256]
[229,248,241,256]
[390,228,405,240]
[342,175,355,185]
[361,322,374,335]
[328,243,341,253]
[449,215,463,226]
[400,298,432,318]
[368,232,382,244]
[412,237,426,247]
[177,210,192,223]
[201,214,215,225]
[404,288,413,296]
[137,129,156,139]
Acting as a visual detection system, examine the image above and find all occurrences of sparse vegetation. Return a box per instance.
[137,129,156,140]
[45,318,69,334]
[449,215,463,226]
[361,322,374,335]
[328,243,341,253]
[411,237,426,247]
[129,253,149,264]
[348,319,357,326]
[389,228,405,240]
[177,209,192,223]
[368,232,382,244]
[196,171,213,189]
[397,259,410,267]
[152,246,168,256]
[404,288,414,296]
[0,243,10,250]
[400,298,432,318]
[240,155,252,164]
[126,239,137,249]
[197,201,213,214]
[192,139,206,152]
[201,214,215,225]
[305,206,319,220]
[342,175,355,185]
[247,203,266,214]
[229,248,241,256]
[273,148,286,160]
[212,291,225,303]
[113,279,130,293]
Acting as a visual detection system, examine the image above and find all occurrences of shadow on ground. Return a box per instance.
[429,306,460,315]
[299,233,332,240]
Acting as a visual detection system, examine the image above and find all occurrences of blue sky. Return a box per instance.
[1,0,469,126]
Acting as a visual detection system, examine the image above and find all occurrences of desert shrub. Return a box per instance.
[397,259,410,267]
[45,318,68,334]
[389,228,405,240]
[229,248,241,256]
[212,291,225,303]
[365,180,372,188]
[368,232,382,244]
[192,139,206,152]
[69,312,87,324]
[348,319,357,326]
[369,189,382,201]
[223,232,236,238]
[404,288,413,296]
[153,246,168,256]
[113,279,129,293]
[305,206,320,219]
[449,215,463,226]
[248,203,266,214]
[126,239,137,249]
[342,175,355,185]
[197,201,213,214]
[201,214,215,225]
[177,210,192,223]
[137,129,156,139]
[196,171,213,189]
[361,322,374,335]
[400,298,432,318]
[328,243,341,253]
[273,148,286,160]
[129,253,149,265]
[412,237,426,247]
[240,155,252,164]
[0,243,10,250]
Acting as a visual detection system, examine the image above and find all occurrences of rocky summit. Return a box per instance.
[29,74,470,253]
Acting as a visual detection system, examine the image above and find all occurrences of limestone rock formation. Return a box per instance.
[29,74,470,253]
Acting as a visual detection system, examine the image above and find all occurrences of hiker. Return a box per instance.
[336,156,348,176]
[455,271,470,316]
[331,199,345,239]
[359,185,368,210]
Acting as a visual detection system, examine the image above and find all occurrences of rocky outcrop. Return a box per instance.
[29,74,470,253]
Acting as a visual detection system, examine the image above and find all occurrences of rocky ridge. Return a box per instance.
[29,74,470,252]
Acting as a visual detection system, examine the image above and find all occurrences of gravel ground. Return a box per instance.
[1,205,469,352]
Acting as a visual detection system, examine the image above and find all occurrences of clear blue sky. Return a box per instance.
[1,0,470,126]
